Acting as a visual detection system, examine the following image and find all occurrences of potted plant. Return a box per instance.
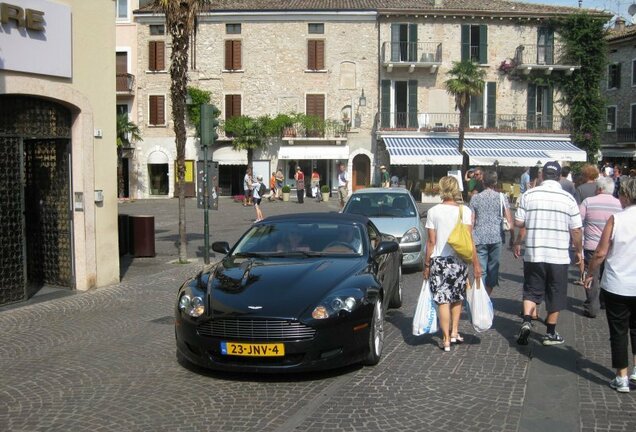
[320,185,330,202]
[282,185,291,202]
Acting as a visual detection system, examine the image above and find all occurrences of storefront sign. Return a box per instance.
[0,0,71,78]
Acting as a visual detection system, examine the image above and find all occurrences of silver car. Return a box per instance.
[342,188,425,270]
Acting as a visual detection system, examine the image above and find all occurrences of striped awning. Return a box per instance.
[382,136,587,166]
[383,137,463,165]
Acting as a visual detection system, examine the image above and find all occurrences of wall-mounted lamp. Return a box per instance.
[185,93,193,106]
[358,89,367,107]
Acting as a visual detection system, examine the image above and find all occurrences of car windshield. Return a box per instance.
[232,221,365,257]
[344,193,417,218]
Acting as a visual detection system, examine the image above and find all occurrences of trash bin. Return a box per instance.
[118,214,129,256]
[129,215,156,257]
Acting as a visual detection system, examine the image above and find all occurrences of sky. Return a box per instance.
[524,0,636,22]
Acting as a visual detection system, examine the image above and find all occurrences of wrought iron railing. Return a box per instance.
[616,128,636,143]
[377,112,570,133]
[514,44,577,66]
[281,120,349,139]
[116,73,135,93]
[381,41,443,64]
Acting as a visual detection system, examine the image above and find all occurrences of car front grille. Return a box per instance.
[197,319,316,341]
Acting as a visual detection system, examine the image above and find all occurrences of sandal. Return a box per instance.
[450,334,464,344]
[440,340,451,352]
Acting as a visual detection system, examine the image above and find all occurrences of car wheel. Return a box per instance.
[389,266,403,308]
[363,298,384,366]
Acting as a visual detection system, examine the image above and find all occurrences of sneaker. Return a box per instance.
[542,332,565,346]
[517,321,532,345]
[629,366,636,385]
[609,375,630,393]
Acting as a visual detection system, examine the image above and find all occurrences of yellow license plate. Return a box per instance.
[221,341,285,357]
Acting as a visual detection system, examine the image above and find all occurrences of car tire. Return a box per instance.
[363,297,384,366]
[389,266,403,308]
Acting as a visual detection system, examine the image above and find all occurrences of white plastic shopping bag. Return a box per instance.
[465,278,494,332]
[412,279,438,335]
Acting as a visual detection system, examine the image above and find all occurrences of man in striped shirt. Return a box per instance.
[513,161,583,346]
[579,176,622,318]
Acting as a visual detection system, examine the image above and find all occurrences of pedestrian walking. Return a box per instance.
[559,166,576,198]
[579,176,622,317]
[310,168,320,201]
[294,166,305,204]
[337,163,349,208]
[585,178,636,393]
[575,164,600,204]
[268,172,277,202]
[470,171,513,295]
[513,161,583,346]
[275,168,284,200]
[519,167,530,195]
[251,175,265,222]
[380,165,390,188]
[467,167,484,199]
[423,176,482,352]
[243,167,253,206]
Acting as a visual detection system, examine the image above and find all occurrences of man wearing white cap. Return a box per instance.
[380,165,390,188]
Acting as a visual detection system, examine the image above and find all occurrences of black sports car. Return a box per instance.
[175,212,402,373]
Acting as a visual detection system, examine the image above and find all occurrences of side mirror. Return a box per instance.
[212,241,230,255]
[372,240,399,258]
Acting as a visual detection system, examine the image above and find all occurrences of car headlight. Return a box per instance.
[401,227,420,243]
[178,290,205,318]
[312,290,363,319]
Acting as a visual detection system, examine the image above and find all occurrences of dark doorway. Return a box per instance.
[352,154,370,191]
[395,81,408,128]
[122,157,130,198]
[219,164,246,196]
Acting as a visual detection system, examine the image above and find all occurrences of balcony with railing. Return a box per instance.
[381,41,443,72]
[513,44,579,75]
[377,112,570,134]
[616,128,636,143]
[116,73,135,94]
[281,119,349,144]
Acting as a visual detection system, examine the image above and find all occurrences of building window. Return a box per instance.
[390,24,417,62]
[225,94,242,120]
[307,40,325,70]
[632,59,636,86]
[148,41,165,71]
[631,104,636,127]
[149,95,166,126]
[528,84,554,130]
[607,106,617,131]
[537,27,555,65]
[308,23,324,34]
[226,23,241,34]
[116,104,128,116]
[116,0,128,19]
[306,94,325,120]
[608,63,621,89]
[149,25,165,36]
[461,24,488,64]
[224,40,242,70]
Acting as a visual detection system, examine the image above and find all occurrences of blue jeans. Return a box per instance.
[476,242,502,289]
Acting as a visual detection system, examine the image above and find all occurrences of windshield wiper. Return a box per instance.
[268,251,327,258]
[233,252,267,258]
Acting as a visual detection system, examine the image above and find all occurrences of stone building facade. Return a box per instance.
[601,18,636,166]
[131,1,606,200]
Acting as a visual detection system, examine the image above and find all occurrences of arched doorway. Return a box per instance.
[352,154,371,191]
[0,95,74,305]
[147,151,169,195]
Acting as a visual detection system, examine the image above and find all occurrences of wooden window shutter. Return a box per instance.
[527,84,537,129]
[408,80,418,128]
[479,25,488,64]
[155,41,165,70]
[315,40,324,70]
[116,52,127,74]
[461,24,470,62]
[308,40,316,70]
[157,96,165,125]
[224,40,233,70]
[232,95,241,118]
[232,40,242,70]
[306,94,324,120]
[381,80,391,128]
[149,96,157,125]
[408,24,417,62]
[149,42,156,70]
[225,94,233,119]
[486,82,497,128]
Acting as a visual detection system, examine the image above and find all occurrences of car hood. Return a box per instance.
[369,217,420,240]
[207,257,365,319]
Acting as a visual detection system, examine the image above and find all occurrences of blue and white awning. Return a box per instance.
[383,137,463,165]
[382,136,587,166]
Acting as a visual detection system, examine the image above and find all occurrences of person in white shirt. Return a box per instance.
[251,175,265,222]
[337,163,349,208]
[513,161,583,346]
[586,178,636,393]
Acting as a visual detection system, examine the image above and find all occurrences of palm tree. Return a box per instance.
[116,113,142,198]
[444,61,486,169]
[224,115,268,167]
[156,0,209,263]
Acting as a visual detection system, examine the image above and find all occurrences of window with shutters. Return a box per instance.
[461,24,488,64]
[306,94,325,137]
[390,24,417,62]
[225,95,242,120]
[607,106,617,131]
[307,40,325,71]
[380,81,418,129]
[149,95,166,126]
[224,40,242,71]
[468,82,496,128]
[527,84,553,129]
[608,63,621,89]
[148,40,165,71]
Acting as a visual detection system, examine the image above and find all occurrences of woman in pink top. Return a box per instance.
[586,178,636,393]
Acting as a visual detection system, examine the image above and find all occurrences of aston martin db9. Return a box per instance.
[175,212,402,373]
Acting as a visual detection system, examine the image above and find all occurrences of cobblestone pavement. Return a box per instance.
[0,196,635,431]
